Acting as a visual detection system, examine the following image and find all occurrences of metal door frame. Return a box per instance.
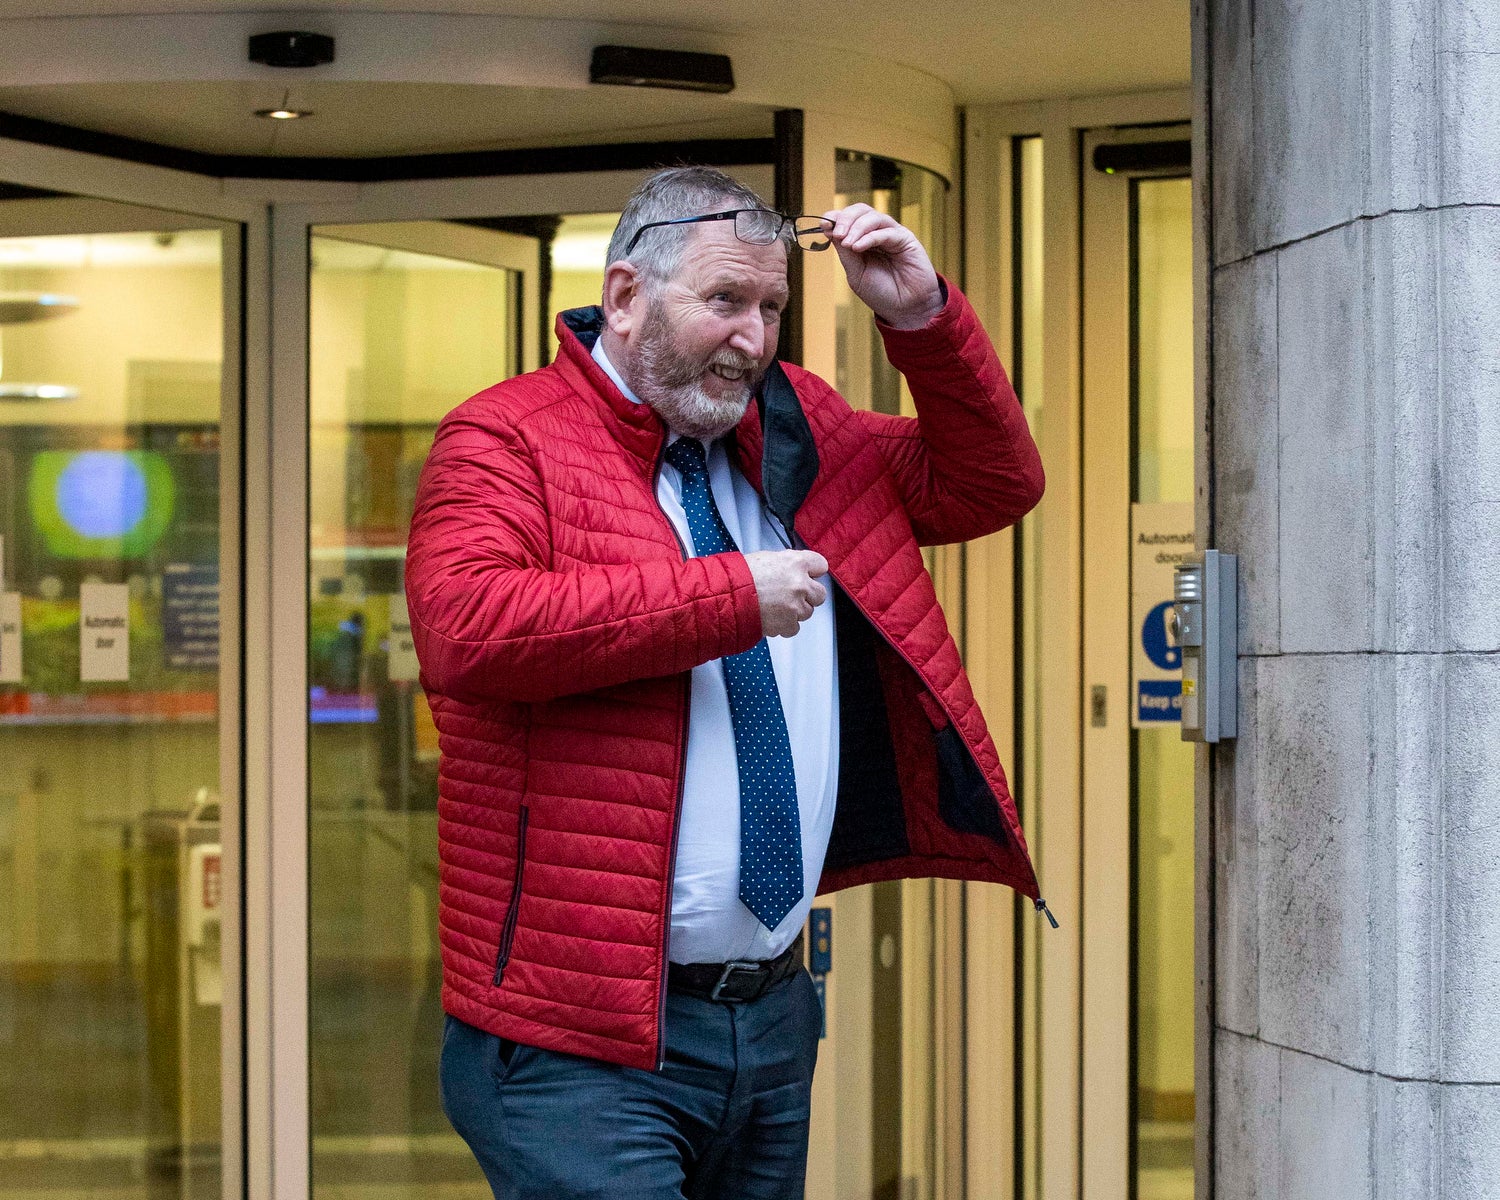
[1079,121,1193,1199]
[962,91,1192,1200]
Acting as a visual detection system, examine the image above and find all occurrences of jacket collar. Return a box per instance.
[553,305,820,540]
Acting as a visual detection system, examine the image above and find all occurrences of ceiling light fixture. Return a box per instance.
[256,89,313,121]
[0,292,81,403]
[0,383,79,402]
[0,292,78,324]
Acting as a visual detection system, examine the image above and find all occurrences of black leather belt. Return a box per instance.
[668,931,805,1003]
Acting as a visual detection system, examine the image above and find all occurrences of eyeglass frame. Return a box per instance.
[622,208,834,256]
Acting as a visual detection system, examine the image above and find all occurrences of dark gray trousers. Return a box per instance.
[440,967,823,1199]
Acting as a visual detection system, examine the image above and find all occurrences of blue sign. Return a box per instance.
[1141,600,1181,670]
[1137,679,1182,722]
[162,562,219,671]
[809,906,832,974]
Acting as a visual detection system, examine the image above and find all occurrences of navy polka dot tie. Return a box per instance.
[665,437,803,931]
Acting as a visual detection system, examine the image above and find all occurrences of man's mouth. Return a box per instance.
[709,363,749,382]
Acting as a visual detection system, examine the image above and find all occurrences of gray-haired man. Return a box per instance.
[412,165,1045,1198]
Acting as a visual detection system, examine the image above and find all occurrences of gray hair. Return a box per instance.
[604,166,790,290]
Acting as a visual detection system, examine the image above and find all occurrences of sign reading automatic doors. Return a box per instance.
[1131,503,1195,727]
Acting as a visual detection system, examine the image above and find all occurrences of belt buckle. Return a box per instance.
[710,959,763,1002]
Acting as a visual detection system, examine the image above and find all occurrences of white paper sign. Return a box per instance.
[1130,503,1195,728]
[80,582,130,682]
[0,592,21,684]
[387,593,420,682]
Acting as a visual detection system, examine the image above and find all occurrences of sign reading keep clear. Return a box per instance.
[1131,503,1194,728]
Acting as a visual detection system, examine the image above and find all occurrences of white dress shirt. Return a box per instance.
[593,338,840,963]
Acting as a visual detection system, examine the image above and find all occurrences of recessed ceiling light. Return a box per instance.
[256,90,313,120]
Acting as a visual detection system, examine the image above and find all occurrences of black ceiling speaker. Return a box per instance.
[590,45,734,94]
[249,31,336,69]
[1091,140,1191,175]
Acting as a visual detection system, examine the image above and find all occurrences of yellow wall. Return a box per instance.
[545,212,616,359]
[309,238,516,427]
[0,232,223,425]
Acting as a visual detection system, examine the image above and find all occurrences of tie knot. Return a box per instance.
[664,437,708,477]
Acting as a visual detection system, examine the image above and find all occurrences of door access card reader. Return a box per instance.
[1171,550,1238,743]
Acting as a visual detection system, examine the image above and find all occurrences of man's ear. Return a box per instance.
[602,262,643,337]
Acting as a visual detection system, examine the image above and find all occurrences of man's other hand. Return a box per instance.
[821,203,943,330]
[744,550,829,637]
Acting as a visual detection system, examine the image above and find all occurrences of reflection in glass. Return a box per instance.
[307,229,522,1200]
[0,210,227,1199]
[1130,175,1195,1200]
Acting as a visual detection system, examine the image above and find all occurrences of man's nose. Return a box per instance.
[728,310,766,361]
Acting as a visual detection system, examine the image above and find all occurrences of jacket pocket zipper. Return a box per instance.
[493,804,530,986]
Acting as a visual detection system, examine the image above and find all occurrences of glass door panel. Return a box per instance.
[1130,175,1195,1200]
[834,150,949,420]
[1079,126,1195,1200]
[1012,132,1046,1200]
[306,221,536,1200]
[829,150,956,1200]
[0,191,236,1200]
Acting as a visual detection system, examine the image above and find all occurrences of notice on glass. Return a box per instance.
[387,593,420,682]
[0,592,21,684]
[1130,503,1195,728]
[163,562,220,671]
[80,582,130,682]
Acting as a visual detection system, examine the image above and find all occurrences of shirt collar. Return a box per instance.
[591,337,641,405]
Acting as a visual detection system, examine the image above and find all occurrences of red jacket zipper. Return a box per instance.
[492,804,530,985]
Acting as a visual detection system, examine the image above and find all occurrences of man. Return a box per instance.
[407,166,1047,1199]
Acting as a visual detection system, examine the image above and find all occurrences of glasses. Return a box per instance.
[624,208,835,255]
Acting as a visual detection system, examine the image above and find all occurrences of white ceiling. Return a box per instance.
[0,80,774,157]
[0,1,1189,156]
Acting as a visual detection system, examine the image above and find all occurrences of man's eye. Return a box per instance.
[711,292,733,304]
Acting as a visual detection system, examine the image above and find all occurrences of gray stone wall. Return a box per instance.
[1202,0,1500,1195]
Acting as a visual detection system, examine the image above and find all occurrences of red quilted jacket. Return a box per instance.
[406,280,1045,1070]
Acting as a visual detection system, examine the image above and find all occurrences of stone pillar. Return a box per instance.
[1200,0,1500,1195]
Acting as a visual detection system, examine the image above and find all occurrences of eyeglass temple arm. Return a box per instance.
[625,210,741,255]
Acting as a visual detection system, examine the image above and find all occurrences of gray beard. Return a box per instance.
[630,303,760,441]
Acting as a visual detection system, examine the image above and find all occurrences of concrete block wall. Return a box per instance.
[1203,0,1500,1194]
